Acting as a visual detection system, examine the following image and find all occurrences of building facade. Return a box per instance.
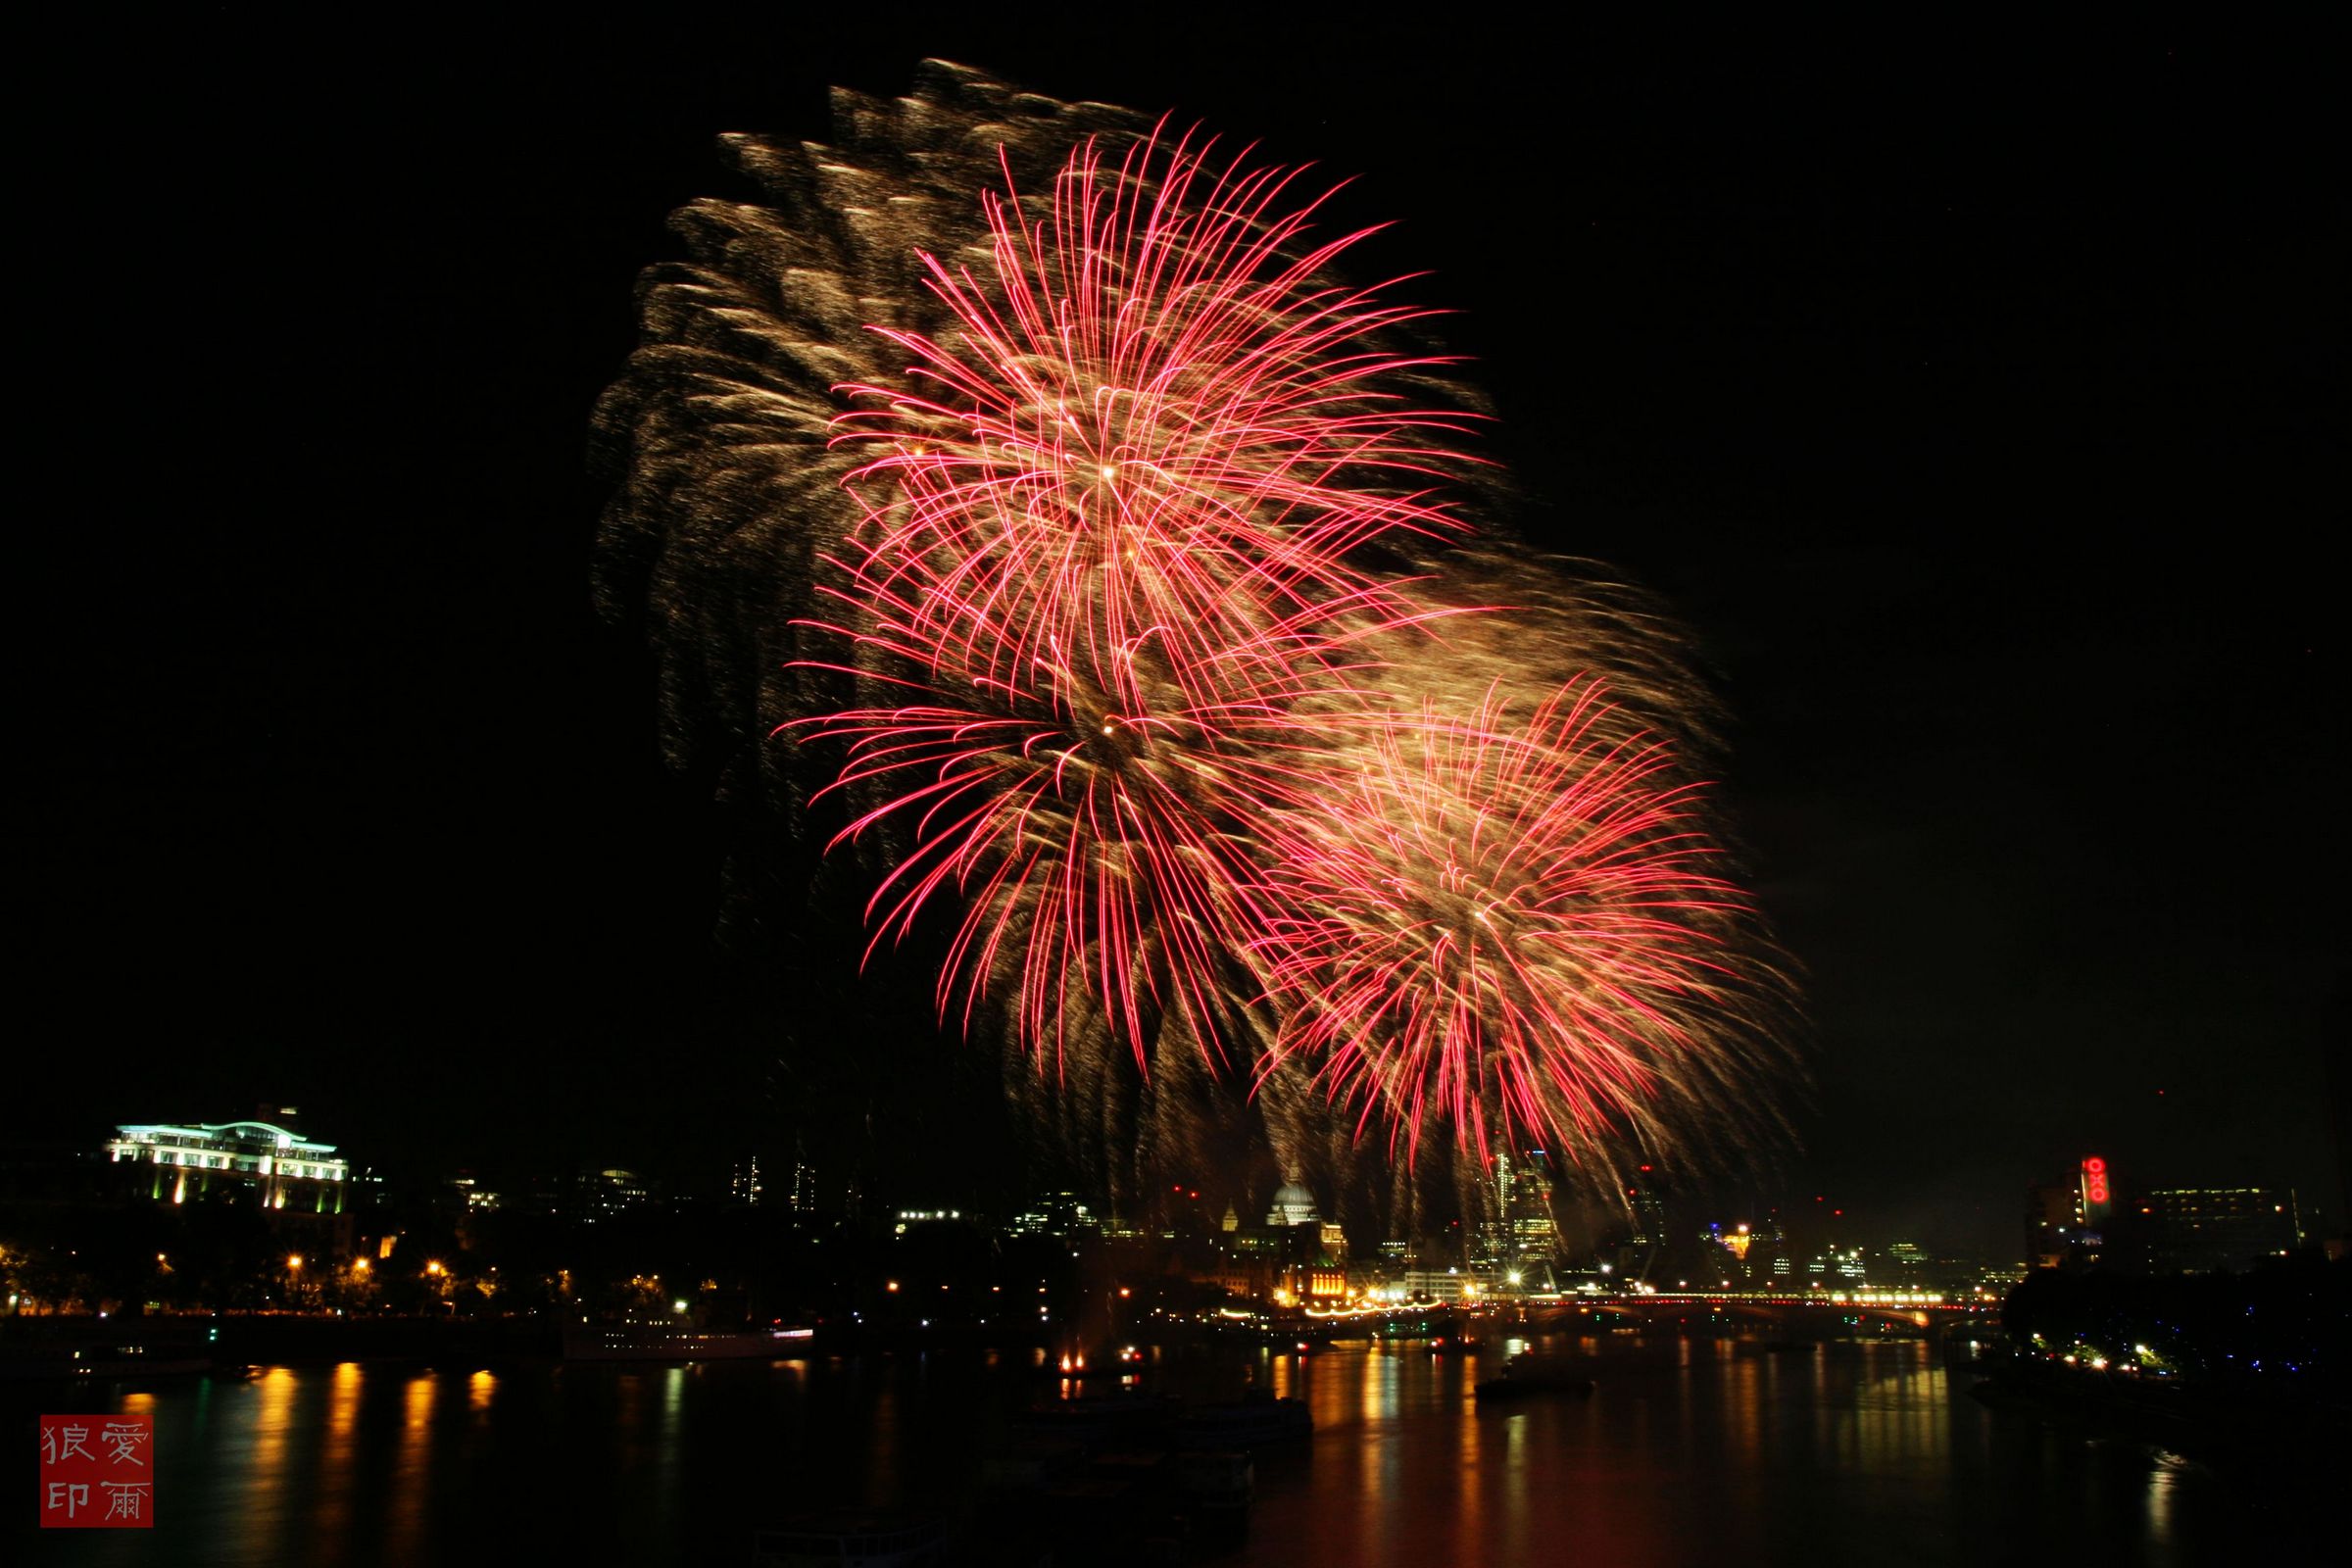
[108,1119,349,1215]
[2132,1188,2301,1273]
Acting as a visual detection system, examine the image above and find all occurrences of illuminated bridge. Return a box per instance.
[1296,1289,1998,1339]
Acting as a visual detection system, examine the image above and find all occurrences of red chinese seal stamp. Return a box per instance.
[38,1414,153,1528]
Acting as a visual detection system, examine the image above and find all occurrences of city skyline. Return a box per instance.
[30,1099,2323,1288]
[21,25,2344,1263]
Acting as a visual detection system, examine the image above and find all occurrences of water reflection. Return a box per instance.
[7,1335,2329,1566]
[865,1363,902,1510]
[379,1372,437,1564]
[311,1362,362,1543]
[2154,1457,2182,1542]
[651,1365,686,1516]
[250,1365,296,1481]
[1357,1346,1394,1427]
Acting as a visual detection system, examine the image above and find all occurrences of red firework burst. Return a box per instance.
[829,125,1478,718]
[797,128,1483,1076]
[1250,681,1761,1167]
[791,631,1340,1077]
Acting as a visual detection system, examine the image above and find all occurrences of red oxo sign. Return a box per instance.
[2082,1155,2111,1207]
[38,1414,153,1529]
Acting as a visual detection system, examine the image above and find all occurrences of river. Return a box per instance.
[8,1335,2331,1564]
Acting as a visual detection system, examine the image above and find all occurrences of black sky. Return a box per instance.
[25,20,2345,1256]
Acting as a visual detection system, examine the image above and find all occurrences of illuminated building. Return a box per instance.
[511,1166,658,1222]
[1695,1221,1757,1284]
[1804,1248,1865,1284]
[1249,1178,1347,1258]
[1265,1180,1319,1230]
[450,1176,499,1212]
[1609,1168,1671,1281]
[730,1156,762,1205]
[1188,1180,1348,1305]
[1005,1192,1098,1240]
[2079,1154,2114,1233]
[2025,1181,2082,1270]
[1483,1151,1561,1271]
[108,1117,347,1215]
[2025,1154,2119,1270]
[1404,1266,1494,1302]
[2132,1187,2302,1273]
[589,1169,651,1218]
[1199,1255,1346,1304]
[1736,1219,1789,1281]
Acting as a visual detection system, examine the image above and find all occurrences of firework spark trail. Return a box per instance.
[802,128,1494,1081]
[593,64,1148,801]
[595,60,1798,1213]
[831,128,1480,719]
[1250,679,1792,1187]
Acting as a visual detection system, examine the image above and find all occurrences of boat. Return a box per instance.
[751,1514,946,1567]
[1475,1351,1595,1403]
[1034,1343,1148,1378]
[0,1339,215,1381]
[1009,1392,1180,1446]
[981,1436,1086,1490]
[562,1320,814,1362]
[1174,1449,1253,1510]
[1175,1389,1312,1448]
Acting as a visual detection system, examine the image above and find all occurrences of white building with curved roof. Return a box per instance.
[108,1118,348,1214]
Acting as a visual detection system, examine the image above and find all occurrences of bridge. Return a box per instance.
[1293,1290,2000,1340]
[1519,1291,1991,1335]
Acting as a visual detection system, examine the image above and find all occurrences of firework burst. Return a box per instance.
[593,64,1147,796]
[1251,679,1790,1181]
[799,127,1484,1080]
[830,126,1478,718]
[597,61,1799,1211]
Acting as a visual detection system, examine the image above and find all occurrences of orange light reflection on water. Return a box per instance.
[311,1361,363,1541]
[380,1372,438,1564]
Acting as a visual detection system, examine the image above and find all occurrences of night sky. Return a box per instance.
[27,21,2344,1257]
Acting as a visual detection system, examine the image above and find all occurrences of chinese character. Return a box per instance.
[41,1411,153,1530]
[101,1422,151,1466]
[101,1482,152,1522]
[41,1423,96,1465]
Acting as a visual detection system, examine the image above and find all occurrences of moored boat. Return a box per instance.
[1476,1351,1596,1402]
[1176,1389,1312,1447]
[751,1513,946,1567]
[562,1320,813,1362]
[0,1339,215,1381]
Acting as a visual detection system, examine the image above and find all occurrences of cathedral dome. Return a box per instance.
[1266,1181,1320,1228]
